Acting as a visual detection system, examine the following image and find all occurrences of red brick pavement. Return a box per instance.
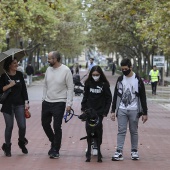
[0,70,170,170]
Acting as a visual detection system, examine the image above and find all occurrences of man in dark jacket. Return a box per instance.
[110,58,148,161]
[25,63,34,86]
[112,62,116,75]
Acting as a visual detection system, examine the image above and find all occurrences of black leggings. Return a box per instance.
[151,81,158,94]
[3,105,26,144]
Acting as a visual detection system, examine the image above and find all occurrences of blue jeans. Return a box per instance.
[41,101,66,152]
[3,105,26,144]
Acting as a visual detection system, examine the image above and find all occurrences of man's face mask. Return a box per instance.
[92,75,100,81]
[122,68,131,76]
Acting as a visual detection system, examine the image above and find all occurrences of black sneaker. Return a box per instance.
[48,148,53,156]
[48,142,54,156]
[2,143,12,157]
[49,149,60,159]
[18,139,28,154]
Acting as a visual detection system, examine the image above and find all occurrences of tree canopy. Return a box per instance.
[0,0,170,73]
[83,0,170,71]
[0,0,86,59]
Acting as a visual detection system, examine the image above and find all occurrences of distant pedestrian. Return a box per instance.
[69,65,74,75]
[112,62,116,75]
[25,63,34,86]
[88,57,96,71]
[149,65,160,95]
[110,58,148,161]
[75,63,79,74]
[41,51,74,159]
[85,62,88,69]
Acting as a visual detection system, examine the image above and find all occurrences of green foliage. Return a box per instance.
[32,74,45,81]
[0,0,170,75]
[83,0,170,73]
[140,71,148,80]
[0,0,86,59]
[40,65,48,73]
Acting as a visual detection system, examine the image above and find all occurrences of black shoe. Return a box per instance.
[48,142,54,155]
[49,149,60,159]
[18,138,28,154]
[48,148,53,156]
[2,143,12,157]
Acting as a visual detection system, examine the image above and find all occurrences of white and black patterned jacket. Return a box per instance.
[111,74,148,116]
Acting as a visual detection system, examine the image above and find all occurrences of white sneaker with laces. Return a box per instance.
[131,151,139,160]
[85,147,98,156]
[112,150,123,161]
[92,148,98,156]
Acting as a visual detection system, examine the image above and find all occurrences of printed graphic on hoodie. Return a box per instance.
[90,86,103,94]
[119,75,138,110]
[121,87,136,107]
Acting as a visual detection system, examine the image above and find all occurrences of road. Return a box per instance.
[0,70,170,170]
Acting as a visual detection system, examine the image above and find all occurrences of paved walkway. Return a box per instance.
[0,70,170,170]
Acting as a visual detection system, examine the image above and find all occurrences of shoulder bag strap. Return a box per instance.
[3,69,12,81]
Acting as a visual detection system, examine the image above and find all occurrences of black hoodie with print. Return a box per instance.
[81,80,112,116]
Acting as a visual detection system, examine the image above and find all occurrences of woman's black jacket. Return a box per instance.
[81,80,112,116]
[0,71,28,114]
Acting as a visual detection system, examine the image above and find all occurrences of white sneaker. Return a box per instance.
[85,147,98,156]
[92,148,98,156]
[131,150,139,160]
[85,148,87,153]
[112,150,124,161]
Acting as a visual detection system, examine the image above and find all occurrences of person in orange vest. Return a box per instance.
[149,65,160,95]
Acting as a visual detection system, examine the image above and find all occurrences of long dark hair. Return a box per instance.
[3,56,17,72]
[85,65,110,85]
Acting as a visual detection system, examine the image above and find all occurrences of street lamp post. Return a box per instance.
[43,44,46,66]
[44,44,46,57]
[27,38,33,65]
[28,38,32,47]
[20,38,23,49]
[6,31,10,50]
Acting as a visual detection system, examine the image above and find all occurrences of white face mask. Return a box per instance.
[92,75,100,81]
